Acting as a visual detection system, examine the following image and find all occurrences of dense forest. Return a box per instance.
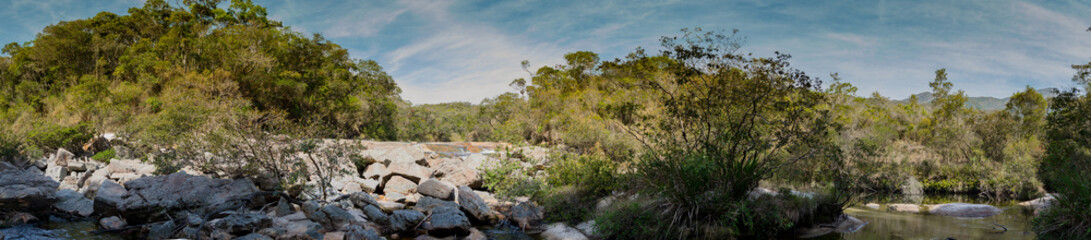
[0,1,1088,239]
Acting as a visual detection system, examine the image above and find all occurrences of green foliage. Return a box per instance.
[544,153,620,196]
[26,123,93,156]
[480,153,544,199]
[1034,68,1091,238]
[91,148,116,163]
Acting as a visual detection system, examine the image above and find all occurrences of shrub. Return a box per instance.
[480,153,544,199]
[26,123,93,156]
[91,149,116,163]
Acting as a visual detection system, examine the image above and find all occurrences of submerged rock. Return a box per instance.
[928,203,1002,218]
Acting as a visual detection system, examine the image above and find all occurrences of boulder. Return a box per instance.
[52,148,75,167]
[465,228,487,240]
[349,192,380,208]
[900,177,924,195]
[928,203,1002,218]
[214,213,273,236]
[433,160,482,188]
[0,169,60,212]
[276,197,295,217]
[385,162,433,183]
[415,196,459,212]
[1020,194,1056,213]
[377,201,405,213]
[0,161,17,172]
[345,225,384,240]
[388,209,426,232]
[236,233,274,240]
[361,204,390,225]
[360,179,380,193]
[105,159,156,176]
[93,180,127,216]
[79,169,111,197]
[384,176,418,195]
[575,220,597,238]
[541,223,589,240]
[0,211,38,228]
[363,143,426,165]
[509,201,543,229]
[99,216,127,230]
[385,192,408,203]
[456,186,495,223]
[308,205,355,229]
[97,172,258,223]
[423,206,471,237]
[44,163,68,183]
[886,203,923,214]
[797,214,868,238]
[417,178,456,200]
[362,164,389,180]
[53,189,94,217]
[324,231,345,240]
[864,203,881,210]
[147,221,177,240]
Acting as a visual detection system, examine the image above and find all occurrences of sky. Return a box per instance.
[2,0,1090,104]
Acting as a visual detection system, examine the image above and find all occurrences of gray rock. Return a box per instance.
[214,213,273,236]
[44,163,68,183]
[147,220,176,240]
[105,159,155,176]
[929,203,1002,217]
[388,209,426,232]
[362,204,390,225]
[509,201,543,229]
[275,197,294,217]
[1019,194,1056,213]
[433,160,482,188]
[465,228,487,240]
[360,179,380,193]
[52,148,75,166]
[345,225,384,240]
[575,220,597,238]
[0,161,17,172]
[0,169,60,212]
[415,196,459,213]
[308,205,355,229]
[350,192,380,208]
[385,162,433,183]
[416,178,456,200]
[377,201,405,213]
[79,169,110,197]
[0,211,38,228]
[104,172,259,222]
[93,180,126,216]
[384,176,418,195]
[235,233,273,240]
[99,216,127,230]
[542,223,589,240]
[53,189,94,217]
[901,177,924,195]
[456,186,494,223]
[187,214,204,226]
[67,162,87,172]
[363,143,426,165]
[385,192,408,203]
[423,206,471,237]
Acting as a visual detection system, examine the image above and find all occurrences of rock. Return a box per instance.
[864,203,881,210]
[901,177,924,195]
[1020,194,1056,213]
[52,148,75,167]
[542,223,589,240]
[797,214,868,238]
[215,213,273,236]
[100,172,259,223]
[345,225,384,240]
[147,221,176,240]
[280,219,324,240]
[929,203,1002,218]
[385,162,433,183]
[475,191,500,207]
[66,162,87,172]
[187,214,204,226]
[415,196,459,212]
[276,197,295,217]
[350,192,380,208]
[105,159,156,176]
[465,228,487,240]
[377,201,405,213]
[93,180,127,216]
[388,209,426,232]
[886,204,923,213]
[385,192,408,203]
[456,186,494,223]
[324,231,345,240]
[384,176,418,195]
[83,136,111,153]
[509,201,543,229]
[79,169,110,197]
[99,216,127,230]
[0,169,60,212]
[363,164,389,180]
[58,175,80,191]
[433,160,482,188]
[360,179,380,193]
[417,178,456,200]
[575,220,597,238]
[236,233,274,240]
[0,212,38,228]
[363,143,426,165]
[44,163,68,183]
[423,206,471,237]
[53,189,94,217]
[361,205,390,225]
[309,205,355,229]
[0,161,17,172]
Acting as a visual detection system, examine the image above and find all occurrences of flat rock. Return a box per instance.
[384,176,418,195]
[929,203,1002,218]
[886,203,923,214]
[417,178,456,200]
[0,169,60,211]
[542,223,589,240]
[415,196,459,212]
[98,172,258,223]
[362,164,389,180]
[377,201,405,213]
[53,189,94,217]
[389,209,426,232]
[423,206,471,237]
[1019,194,1056,212]
[386,162,433,183]
[363,143,426,165]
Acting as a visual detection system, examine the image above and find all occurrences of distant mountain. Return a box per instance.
[899,88,1059,111]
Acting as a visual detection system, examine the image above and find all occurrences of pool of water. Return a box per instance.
[806,194,1036,240]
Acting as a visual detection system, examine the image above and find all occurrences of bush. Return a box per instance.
[480,153,544,199]
[26,123,93,156]
[595,201,665,240]
[91,149,116,163]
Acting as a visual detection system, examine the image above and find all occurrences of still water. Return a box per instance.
[807,194,1036,240]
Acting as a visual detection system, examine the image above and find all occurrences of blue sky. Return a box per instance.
[2,0,1090,104]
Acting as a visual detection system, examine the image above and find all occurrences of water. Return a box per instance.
[0,221,122,240]
[807,194,1036,240]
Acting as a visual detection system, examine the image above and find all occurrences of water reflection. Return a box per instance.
[808,194,1036,240]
